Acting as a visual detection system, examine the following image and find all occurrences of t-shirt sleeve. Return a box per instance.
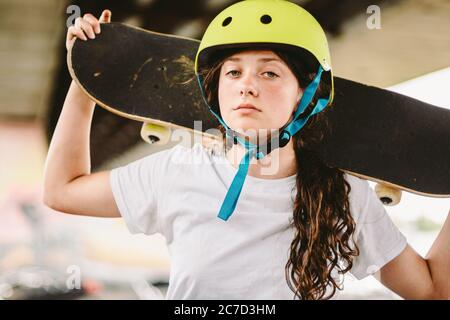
[347,175,408,280]
[109,146,178,235]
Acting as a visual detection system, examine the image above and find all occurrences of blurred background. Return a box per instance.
[0,0,449,300]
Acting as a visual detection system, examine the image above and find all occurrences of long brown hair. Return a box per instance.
[199,47,359,300]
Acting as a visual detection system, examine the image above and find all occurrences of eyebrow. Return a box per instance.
[224,57,283,63]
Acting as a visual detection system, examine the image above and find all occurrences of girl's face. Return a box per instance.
[218,50,302,134]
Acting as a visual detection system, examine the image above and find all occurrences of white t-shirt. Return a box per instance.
[110,143,407,299]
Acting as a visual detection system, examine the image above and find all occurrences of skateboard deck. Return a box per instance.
[68,23,450,200]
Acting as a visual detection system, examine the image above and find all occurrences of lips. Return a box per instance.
[234,103,261,111]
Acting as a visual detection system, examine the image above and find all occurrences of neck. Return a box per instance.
[225,139,297,179]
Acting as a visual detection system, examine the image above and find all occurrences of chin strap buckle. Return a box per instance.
[279,130,291,148]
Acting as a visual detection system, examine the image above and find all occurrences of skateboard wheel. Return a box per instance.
[140,123,171,145]
[375,183,402,206]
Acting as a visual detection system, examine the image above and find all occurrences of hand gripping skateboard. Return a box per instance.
[68,23,450,205]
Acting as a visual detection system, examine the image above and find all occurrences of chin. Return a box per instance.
[226,116,281,133]
[229,121,259,133]
[231,124,276,138]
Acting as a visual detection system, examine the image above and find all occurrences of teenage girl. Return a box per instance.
[44,1,448,299]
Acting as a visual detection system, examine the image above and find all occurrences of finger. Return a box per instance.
[99,9,111,23]
[83,13,101,34]
[67,25,87,42]
[66,38,75,51]
[66,25,76,43]
[75,17,96,39]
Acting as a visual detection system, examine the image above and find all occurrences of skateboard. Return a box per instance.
[68,23,450,205]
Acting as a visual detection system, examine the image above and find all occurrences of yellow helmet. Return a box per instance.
[195,0,334,103]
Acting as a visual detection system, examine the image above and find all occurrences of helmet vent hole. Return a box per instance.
[260,15,272,24]
[222,17,232,27]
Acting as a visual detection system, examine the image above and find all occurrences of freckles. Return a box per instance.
[265,86,290,103]
[265,91,297,118]
[262,86,282,103]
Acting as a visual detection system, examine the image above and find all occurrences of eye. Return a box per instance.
[226,70,241,77]
[263,71,279,78]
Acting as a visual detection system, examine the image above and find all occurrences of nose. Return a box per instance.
[239,73,258,97]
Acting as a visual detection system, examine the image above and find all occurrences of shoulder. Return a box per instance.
[134,142,219,174]
[165,142,216,165]
[137,142,205,163]
[344,172,370,191]
[111,143,215,194]
[343,173,382,224]
[344,173,371,199]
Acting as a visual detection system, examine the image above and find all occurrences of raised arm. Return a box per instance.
[43,10,121,218]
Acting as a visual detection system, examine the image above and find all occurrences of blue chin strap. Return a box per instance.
[197,65,330,221]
